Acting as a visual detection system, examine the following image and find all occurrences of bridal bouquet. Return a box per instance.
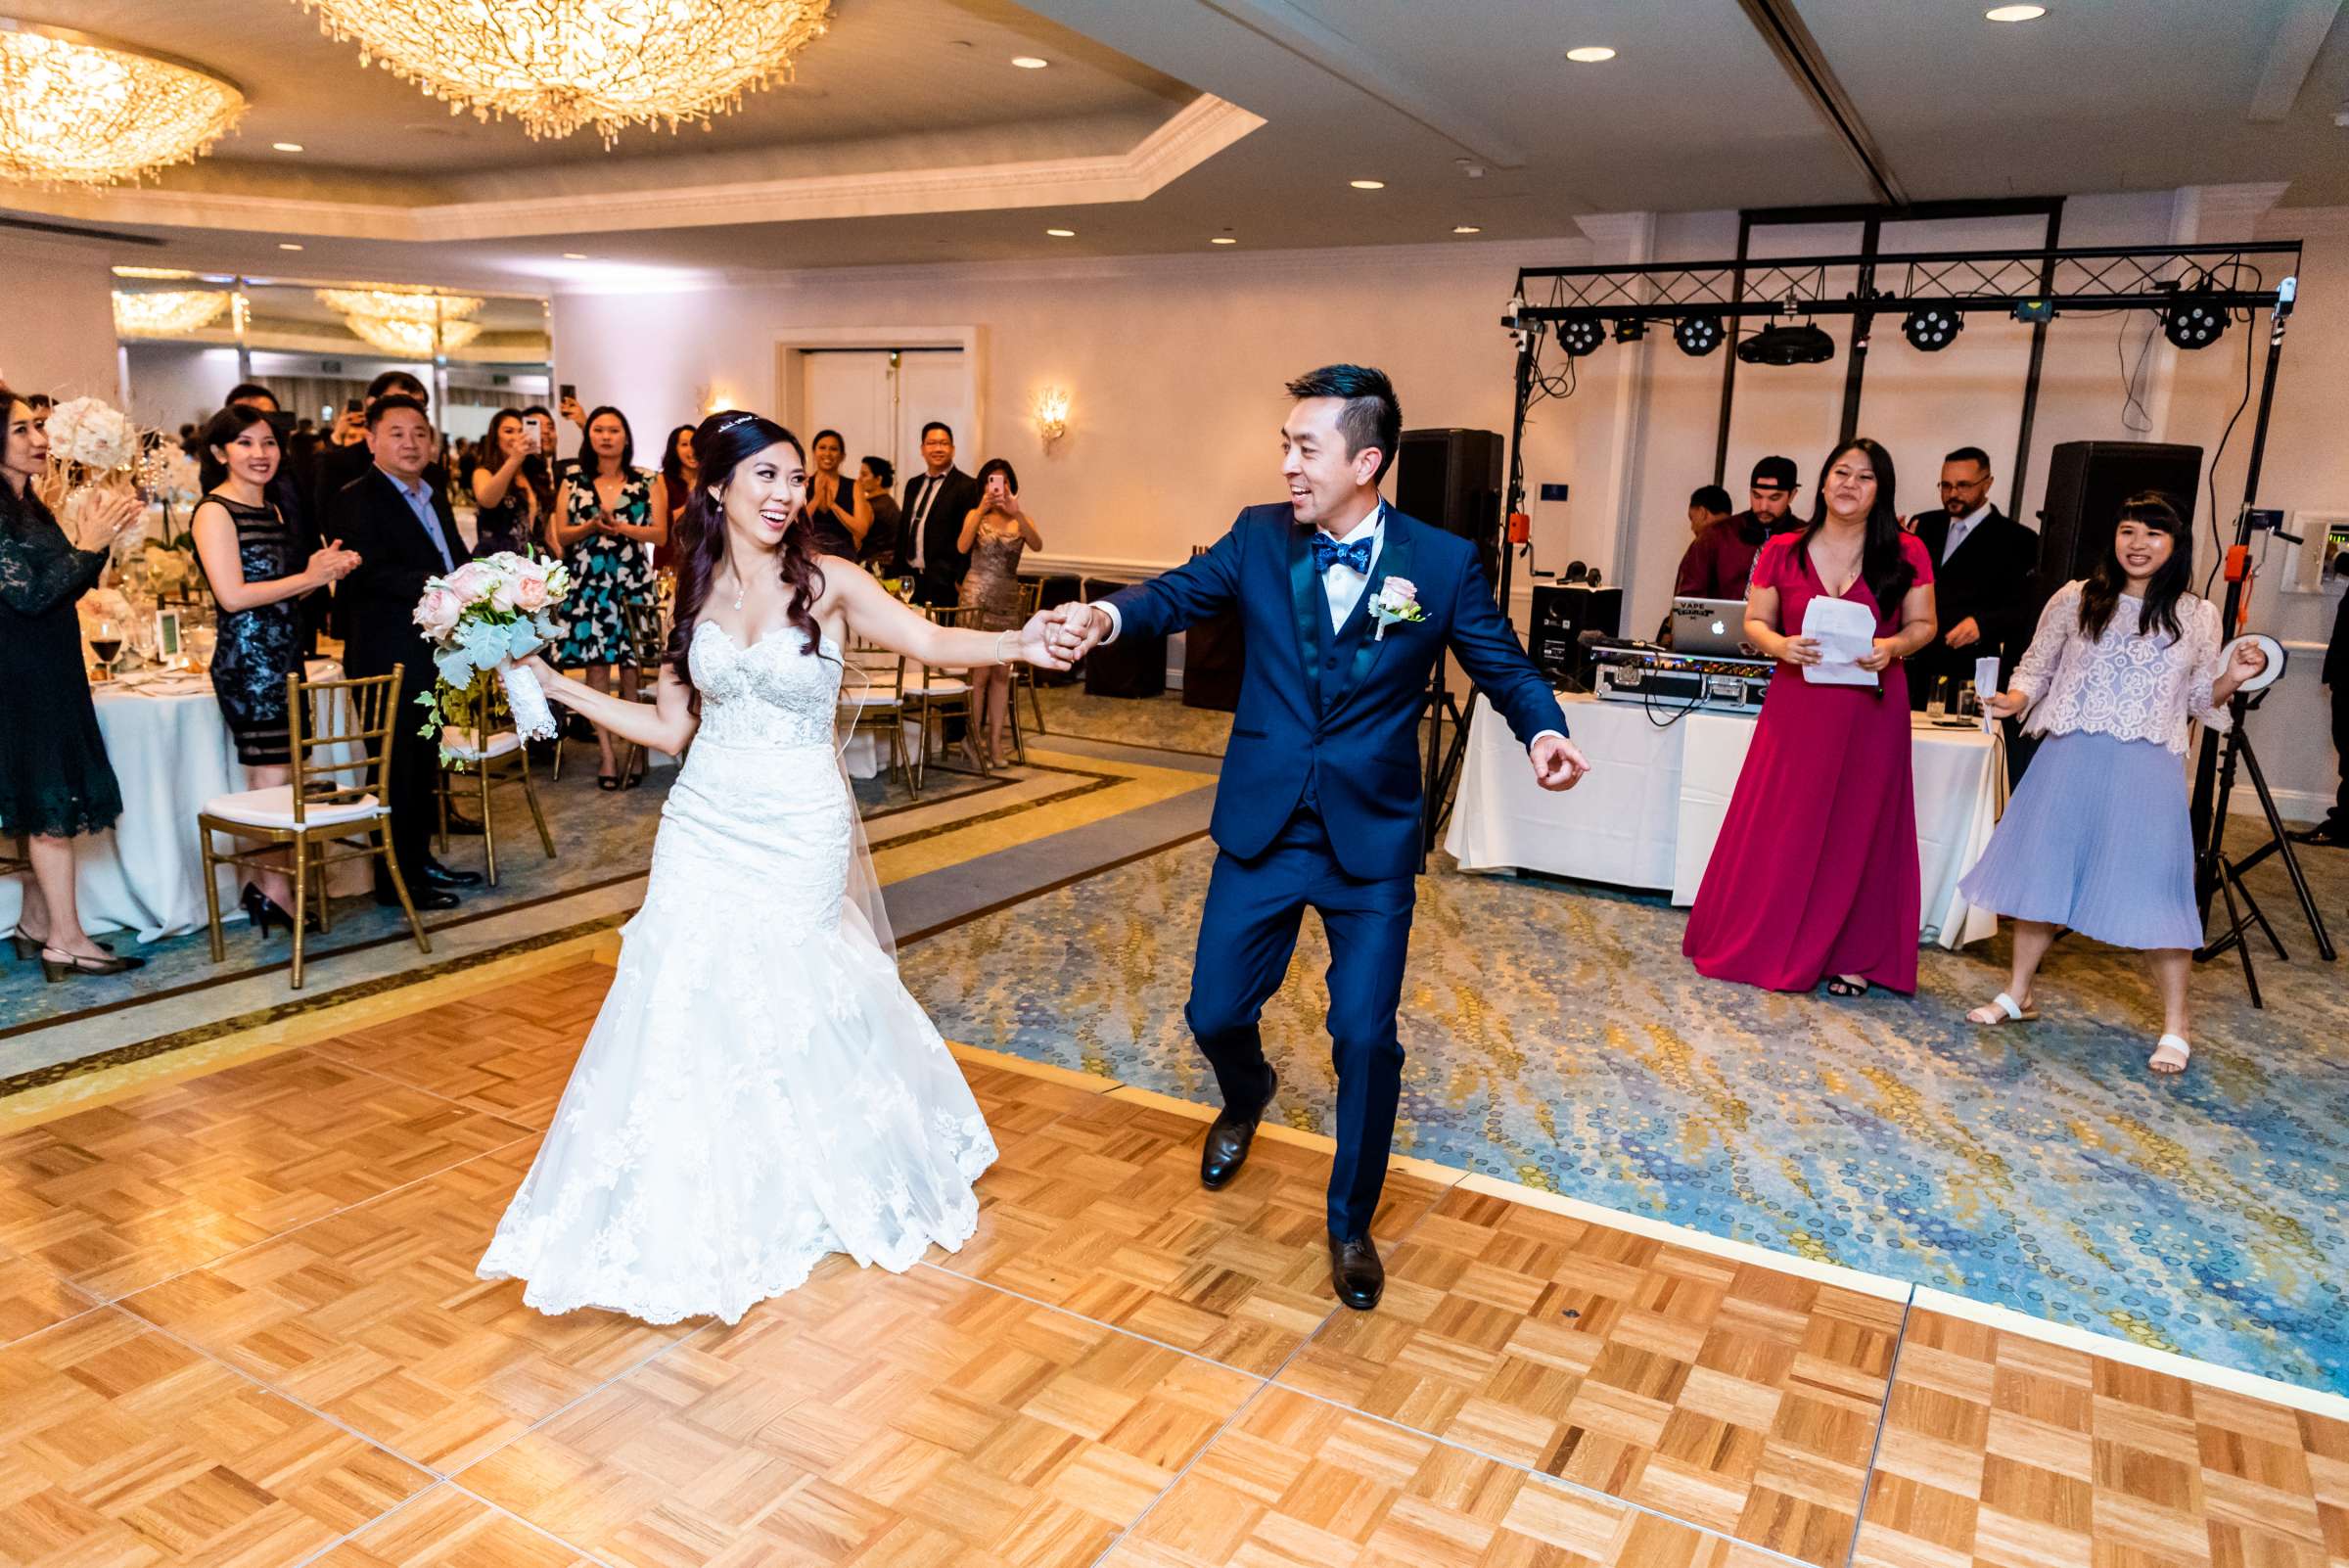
[412,551,573,765]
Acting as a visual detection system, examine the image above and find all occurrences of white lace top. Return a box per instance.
[687,620,840,750]
[2008,580,2230,755]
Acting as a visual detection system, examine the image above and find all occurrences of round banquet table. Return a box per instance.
[0,659,367,945]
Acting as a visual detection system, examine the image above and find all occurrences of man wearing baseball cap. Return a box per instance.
[1669,454,1801,610]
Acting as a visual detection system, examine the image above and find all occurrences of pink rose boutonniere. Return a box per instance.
[1370,576,1426,641]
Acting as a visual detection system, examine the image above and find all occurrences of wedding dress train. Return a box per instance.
[478,621,995,1324]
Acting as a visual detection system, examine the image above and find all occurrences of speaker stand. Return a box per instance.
[1416,665,1473,871]
[2193,689,2335,1007]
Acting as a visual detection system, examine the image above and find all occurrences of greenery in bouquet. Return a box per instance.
[411,550,574,767]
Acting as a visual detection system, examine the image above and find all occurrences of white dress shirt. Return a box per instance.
[1941,501,1991,564]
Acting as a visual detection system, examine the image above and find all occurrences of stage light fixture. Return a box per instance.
[2011,298,2054,323]
[2162,290,2229,350]
[1901,304,1963,351]
[1736,321,1836,366]
[1559,317,1605,356]
[1611,317,1645,344]
[1673,314,1723,356]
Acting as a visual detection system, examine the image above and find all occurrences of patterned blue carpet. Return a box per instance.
[900,832,2349,1398]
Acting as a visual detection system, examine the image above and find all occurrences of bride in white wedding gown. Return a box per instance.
[477,410,1065,1324]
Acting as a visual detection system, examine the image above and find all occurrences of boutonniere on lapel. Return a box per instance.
[1370,576,1425,641]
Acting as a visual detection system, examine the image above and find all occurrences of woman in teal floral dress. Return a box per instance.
[552,406,668,787]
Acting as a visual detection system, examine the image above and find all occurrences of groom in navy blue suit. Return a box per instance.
[1049,366,1588,1308]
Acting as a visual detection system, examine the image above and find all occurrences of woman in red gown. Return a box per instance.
[1682,438,1939,995]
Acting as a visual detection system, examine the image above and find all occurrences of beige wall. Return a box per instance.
[0,229,119,406]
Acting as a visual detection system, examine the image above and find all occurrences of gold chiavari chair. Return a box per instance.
[434,680,557,887]
[911,606,984,787]
[839,627,915,797]
[197,666,430,990]
[1004,577,1045,763]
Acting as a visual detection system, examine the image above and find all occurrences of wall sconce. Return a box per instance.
[696,383,734,416]
[1032,386,1070,447]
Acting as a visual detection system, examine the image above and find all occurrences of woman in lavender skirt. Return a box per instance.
[1958,491,2268,1075]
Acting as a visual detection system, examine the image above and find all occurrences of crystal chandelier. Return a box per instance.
[113,290,232,337]
[315,285,484,324]
[291,0,833,144]
[343,313,483,355]
[0,22,244,187]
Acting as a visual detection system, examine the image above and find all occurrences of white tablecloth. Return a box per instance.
[1446,691,2007,948]
[0,660,362,944]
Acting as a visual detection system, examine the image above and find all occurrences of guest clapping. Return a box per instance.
[1682,438,1938,997]
[956,460,1041,768]
[190,404,360,933]
[856,455,899,572]
[552,406,666,790]
[1958,493,2261,1075]
[804,429,873,561]
[655,423,698,570]
[0,386,149,979]
[469,409,547,559]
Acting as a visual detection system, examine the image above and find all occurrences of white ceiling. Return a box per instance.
[5,0,2344,288]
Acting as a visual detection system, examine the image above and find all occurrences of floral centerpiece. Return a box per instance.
[412,551,572,766]
[42,396,150,547]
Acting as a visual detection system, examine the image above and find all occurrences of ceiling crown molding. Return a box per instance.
[1,93,1264,243]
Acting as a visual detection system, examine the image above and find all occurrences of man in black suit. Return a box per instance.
[894,420,981,607]
[1908,445,2041,714]
[328,394,484,911]
[2292,585,2349,849]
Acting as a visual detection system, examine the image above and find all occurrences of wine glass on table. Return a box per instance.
[89,620,123,682]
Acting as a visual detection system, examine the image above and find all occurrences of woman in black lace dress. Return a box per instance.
[468,408,548,560]
[0,387,148,980]
[191,404,360,932]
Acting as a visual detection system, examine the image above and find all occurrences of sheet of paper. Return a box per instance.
[1799,594,1880,687]
[1975,655,2002,734]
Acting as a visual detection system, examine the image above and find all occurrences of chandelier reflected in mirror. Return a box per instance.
[291,0,834,144]
[316,285,484,324]
[0,21,245,187]
[113,290,233,337]
[342,313,484,355]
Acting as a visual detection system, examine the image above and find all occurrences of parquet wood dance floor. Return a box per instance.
[2,962,2342,1567]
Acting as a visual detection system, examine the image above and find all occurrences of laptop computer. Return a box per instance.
[1669,597,1751,657]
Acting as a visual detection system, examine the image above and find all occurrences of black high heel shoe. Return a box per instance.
[39,945,145,982]
[240,882,319,937]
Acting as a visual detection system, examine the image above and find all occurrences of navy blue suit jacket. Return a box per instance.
[1107,503,1568,882]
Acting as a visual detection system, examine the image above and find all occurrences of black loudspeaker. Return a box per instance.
[1080,577,1166,698]
[1530,584,1622,682]
[1395,428,1504,586]
[2036,440,2203,605]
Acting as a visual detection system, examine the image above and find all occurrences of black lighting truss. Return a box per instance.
[1491,235,2312,976]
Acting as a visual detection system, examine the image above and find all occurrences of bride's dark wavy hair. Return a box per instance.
[664,411,826,715]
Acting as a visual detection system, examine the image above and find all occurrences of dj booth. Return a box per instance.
[1445,691,2007,949]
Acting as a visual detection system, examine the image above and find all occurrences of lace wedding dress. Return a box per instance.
[478,621,996,1324]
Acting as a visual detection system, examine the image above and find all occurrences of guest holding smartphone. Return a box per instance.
[1958,493,2266,1075]
[468,409,545,559]
[551,405,666,789]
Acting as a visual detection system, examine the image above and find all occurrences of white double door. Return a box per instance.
[799,348,971,485]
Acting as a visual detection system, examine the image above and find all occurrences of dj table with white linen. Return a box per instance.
[0,661,365,945]
[1446,691,2007,948]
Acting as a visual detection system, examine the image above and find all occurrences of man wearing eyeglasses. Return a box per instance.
[1906,446,2039,724]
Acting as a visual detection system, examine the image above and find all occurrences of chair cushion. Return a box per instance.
[902,678,972,698]
[203,785,385,829]
[441,728,522,761]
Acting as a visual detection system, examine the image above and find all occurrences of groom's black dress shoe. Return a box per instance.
[421,860,483,890]
[1200,1069,1276,1190]
[1328,1234,1385,1311]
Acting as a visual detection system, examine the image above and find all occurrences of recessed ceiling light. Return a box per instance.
[1565,46,1617,63]
[1350,179,1386,190]
[1984,4,2045,18]
[277,242,304,251]
[1010,55,1048,69]
[271,142,304,153]
[562,252,588,259]
[1211,237,1237,245]
[1044,227,1076,237]
[1452,225,1483,235]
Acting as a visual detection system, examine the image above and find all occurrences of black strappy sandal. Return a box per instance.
[1824,975,1872,998]
[597,773,620,792]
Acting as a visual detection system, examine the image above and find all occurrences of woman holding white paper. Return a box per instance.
[1958,493,2266,1075]
[1682,438,1938,996]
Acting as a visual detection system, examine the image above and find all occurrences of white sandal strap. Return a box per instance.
[1993,992,2024,1021]
[2153,1034,2191,1064]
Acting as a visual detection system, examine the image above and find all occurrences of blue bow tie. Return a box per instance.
[1311,533,1373,576]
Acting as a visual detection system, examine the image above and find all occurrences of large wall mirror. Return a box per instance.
[111,268,551,443]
